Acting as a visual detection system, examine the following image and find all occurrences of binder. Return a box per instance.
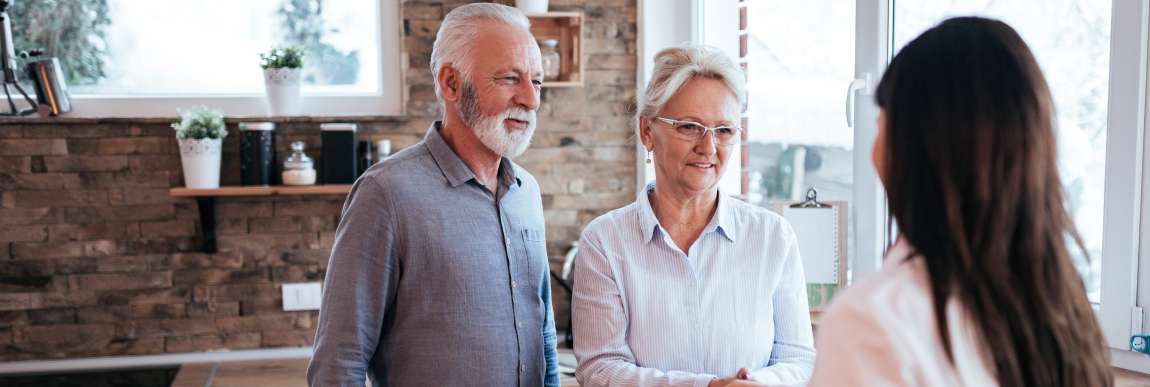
[774,188,848,312]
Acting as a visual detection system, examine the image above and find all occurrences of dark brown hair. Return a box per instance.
[875,17,1111,387]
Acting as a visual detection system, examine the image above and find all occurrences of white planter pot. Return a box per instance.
[178,138,223,189]
[264,67,302,116]
[516,0,548,13]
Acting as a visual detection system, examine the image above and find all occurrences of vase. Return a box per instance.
[178,138,223,189]
[264,67,302,116]
[516,0,548,14]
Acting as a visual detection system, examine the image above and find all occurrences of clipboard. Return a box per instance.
[773,188,848,312]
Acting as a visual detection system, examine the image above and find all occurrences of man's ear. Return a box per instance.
[438,64,463,103]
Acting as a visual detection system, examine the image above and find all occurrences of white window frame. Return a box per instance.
[20,0,404,118]
[853,0,891,277]
[1114,0,1150,372]
[1100,0,1149,356]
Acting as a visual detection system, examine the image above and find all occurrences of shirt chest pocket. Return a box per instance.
[518,228,547,291]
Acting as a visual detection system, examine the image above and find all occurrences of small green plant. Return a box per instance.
[260,45,306,69]
[171,106,227,140]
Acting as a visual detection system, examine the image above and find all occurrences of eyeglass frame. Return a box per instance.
[652,116,744,145]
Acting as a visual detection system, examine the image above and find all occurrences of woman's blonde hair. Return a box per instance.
[636,45,746,127]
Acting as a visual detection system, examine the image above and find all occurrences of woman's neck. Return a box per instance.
[648,184,719,254]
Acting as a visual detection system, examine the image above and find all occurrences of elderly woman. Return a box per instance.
[572,45,816,387]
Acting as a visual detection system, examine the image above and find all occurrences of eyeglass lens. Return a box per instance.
[671,121,741,144]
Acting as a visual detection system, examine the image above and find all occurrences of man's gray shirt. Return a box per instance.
[308,122,559,387]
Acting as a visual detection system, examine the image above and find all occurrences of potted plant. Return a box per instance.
[172,106,227,189]
[260,45,306,116]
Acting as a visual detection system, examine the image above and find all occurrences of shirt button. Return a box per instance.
[505,238,510,245]
[521,364,526,372]
[517,321,523,328]
[691,281,696,287]
[511,281,517,288]
[693,324,700,330]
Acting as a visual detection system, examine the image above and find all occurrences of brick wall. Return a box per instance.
[0,0,636,361]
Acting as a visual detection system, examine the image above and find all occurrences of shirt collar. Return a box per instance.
[637,180,736,244]
[424,121,522,188]
[713,185,736,242]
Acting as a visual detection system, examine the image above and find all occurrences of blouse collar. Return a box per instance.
[637,180,735,244]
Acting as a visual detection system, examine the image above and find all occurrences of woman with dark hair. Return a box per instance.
[734,16,1111,387]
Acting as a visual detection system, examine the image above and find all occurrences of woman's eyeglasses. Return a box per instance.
[653,117,743,145]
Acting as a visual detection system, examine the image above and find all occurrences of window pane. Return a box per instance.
[12,0,379,95]
[893,0,1112,302]
[746,0,856,205]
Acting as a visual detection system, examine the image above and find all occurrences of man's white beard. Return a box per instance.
[458,81,536,158]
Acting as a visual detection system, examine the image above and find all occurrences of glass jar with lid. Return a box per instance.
[282,141,316,186]
[538,39,561,82]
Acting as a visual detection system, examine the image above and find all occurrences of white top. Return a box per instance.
[800,239,998,387]
[573,182,816,387]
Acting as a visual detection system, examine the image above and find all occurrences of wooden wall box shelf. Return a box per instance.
[526,12,584,87]
[169,185,353,254]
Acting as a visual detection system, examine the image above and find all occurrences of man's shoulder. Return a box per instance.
[359,140,437,184]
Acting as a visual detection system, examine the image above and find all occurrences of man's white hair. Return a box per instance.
[430,3,531,103]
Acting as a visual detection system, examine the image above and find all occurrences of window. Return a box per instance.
[745,0,858,272]
[665,0,1149,362]
[7,0,402,116]
[887,0,1149,356]
[893,0,1113,304]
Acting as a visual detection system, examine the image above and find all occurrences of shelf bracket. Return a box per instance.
[195,196,218,254]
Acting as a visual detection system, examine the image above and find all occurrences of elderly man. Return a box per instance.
[306,4,557,387]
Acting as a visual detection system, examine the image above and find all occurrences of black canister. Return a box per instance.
[239,122,276,186]
[321,123,357,184]
[357,141,373,178]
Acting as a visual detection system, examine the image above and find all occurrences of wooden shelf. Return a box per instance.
[526,12,584,87]
[169,185,352,254]
[170,185,352,197]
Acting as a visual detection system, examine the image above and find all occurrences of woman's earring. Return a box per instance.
[645,151,652,164]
